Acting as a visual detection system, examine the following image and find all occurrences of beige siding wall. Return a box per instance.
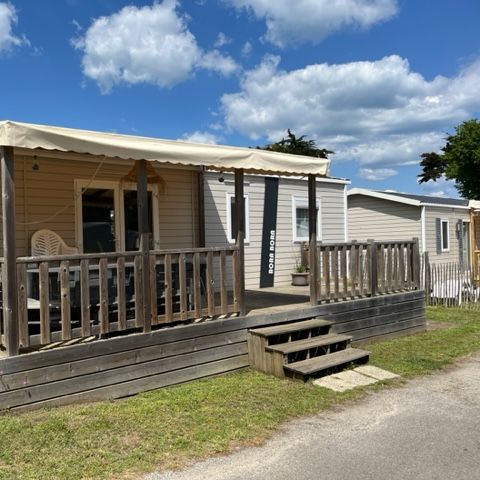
[347,195,421,242]
[204,173,346,288]
[424,206,470,264]
[2,154,196,257]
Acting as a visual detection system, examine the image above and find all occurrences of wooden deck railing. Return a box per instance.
[313,239,420,303]
[1,246,240,350]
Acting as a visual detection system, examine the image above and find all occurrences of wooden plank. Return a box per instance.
[341,245,347,298]
[349,244,357,298]
[332,246,339,299]
[10,356,248,412]
[206,250,215,316]
[220,250,228,314]
[149,254,158,326]
[80,259,91,337]
[399,243,406,290]
[134,255,144,328]
[406,242,412,290]
[98,258,109,335]
[193,252,202,318]
[323,248,331,300]
[116,257,126,331]
[60,261,72,341]
[16,263,29,348]
[39,262,50,345]
[1,146,18,356]
[358,245,365,296]
[386,244,393,293]
[164,253,173,322]
[232,248,240,313]
[2,330,247,392]
[0,344,248,409]
[179,253,188,320]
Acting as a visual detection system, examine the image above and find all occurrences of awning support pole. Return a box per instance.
[136,159,151,332]
[1,146,19,356]
[308,174,318,305]
[235,168,246,316]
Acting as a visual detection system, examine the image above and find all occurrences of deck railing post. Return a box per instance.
[308,175,318,305]
[1,146,19,356]
[234,168,246,316]
[368,239,377,297]
[136,159,151,332]
[412,237,421,290]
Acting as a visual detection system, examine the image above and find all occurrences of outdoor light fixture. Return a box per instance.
[218,171,225,183]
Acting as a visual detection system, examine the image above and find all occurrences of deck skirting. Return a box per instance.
[0,290,425,411]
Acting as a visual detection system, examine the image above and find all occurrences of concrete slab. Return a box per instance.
[354,365,400,381]
[313,370,377,392]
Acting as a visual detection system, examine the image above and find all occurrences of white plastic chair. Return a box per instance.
[31,229,78,256]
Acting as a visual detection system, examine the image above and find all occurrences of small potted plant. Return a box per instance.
[291,260,309,286]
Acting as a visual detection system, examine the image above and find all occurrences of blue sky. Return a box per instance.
[1,0,479,197]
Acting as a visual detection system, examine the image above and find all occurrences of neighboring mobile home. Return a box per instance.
[347,188,472,267]
[204,172,349,289]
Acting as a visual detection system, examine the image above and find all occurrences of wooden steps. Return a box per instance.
[248,318,369,381]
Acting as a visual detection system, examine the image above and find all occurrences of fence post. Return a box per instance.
[368,239,377,296]
[423,252,430,303]
[308,174,318,305]
[412,237,421,290]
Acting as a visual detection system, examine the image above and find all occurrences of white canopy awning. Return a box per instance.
[0,121,330,177]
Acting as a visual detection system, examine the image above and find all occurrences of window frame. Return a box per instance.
[226,192,250,244]
[440,218,450,252]
[292,196,321,243]
[75,179,160,253]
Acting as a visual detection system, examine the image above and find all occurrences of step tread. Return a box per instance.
[265,334,352,355]
[284,348,370,375]
[250,318,332,338]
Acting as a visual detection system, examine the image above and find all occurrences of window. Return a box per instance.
[226,193,249,243]
[292,197,321,242]
[75,180,160,253]
[441,219,449,252]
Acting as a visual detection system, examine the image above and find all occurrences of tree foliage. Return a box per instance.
[259,129,333,158]
[418,119,480,199]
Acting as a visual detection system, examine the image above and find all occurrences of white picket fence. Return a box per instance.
[421,254,480,308]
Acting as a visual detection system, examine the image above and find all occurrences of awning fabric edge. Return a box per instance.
[0,120,330,177]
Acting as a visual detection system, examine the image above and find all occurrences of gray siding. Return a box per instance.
[348,195,421,242]
[204,173,346,289]
[424,206,470,264]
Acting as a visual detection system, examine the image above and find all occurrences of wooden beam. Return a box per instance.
[1,146,19,356]
[136,160,151,332]
[197,170,205,248]
[234,169,246,316]
[308,174,318,305]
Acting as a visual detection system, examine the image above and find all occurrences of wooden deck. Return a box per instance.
[0,289,425,412]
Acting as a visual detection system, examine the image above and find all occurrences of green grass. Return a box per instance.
[0,306,479,480]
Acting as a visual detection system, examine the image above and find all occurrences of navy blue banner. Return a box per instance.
[260,177,279,288]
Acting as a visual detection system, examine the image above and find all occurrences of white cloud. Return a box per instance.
[73,0,239,92]
[214,32,231,48]
[0,2,28,52]
[418,175,459,199]
[241,41,252,57]
[221,55,480,173]
[358,168,397,181]
[224,0,398,47]
[180,131,220,144]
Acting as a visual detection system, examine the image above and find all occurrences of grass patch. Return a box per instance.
[0,306,478,479]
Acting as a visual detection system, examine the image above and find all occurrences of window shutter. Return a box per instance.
[435,218,442,254]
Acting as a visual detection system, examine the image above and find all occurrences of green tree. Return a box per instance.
[259,129,333,158]
[418,119,480,199]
